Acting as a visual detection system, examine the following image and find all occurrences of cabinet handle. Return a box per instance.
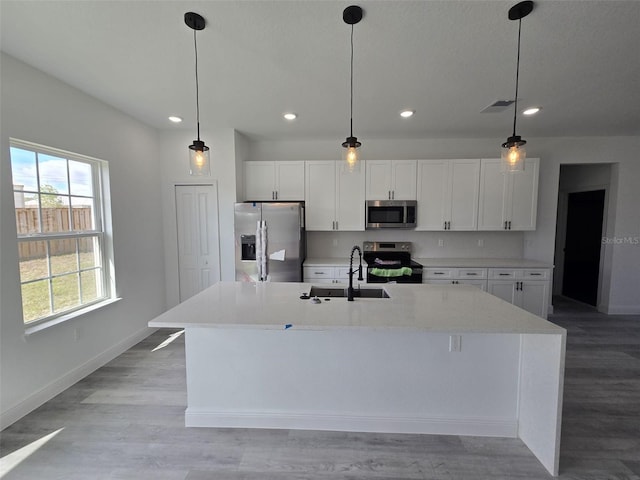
[504,221,507,230]
[466,273,477,276]
[530,273,541,276]
[508,221,511,230]
[499,273,510,276]
[335,220,338,230]
[434,272,445,275]
[392,191,395,199]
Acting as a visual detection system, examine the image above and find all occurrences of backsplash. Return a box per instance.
[307,231,524,259]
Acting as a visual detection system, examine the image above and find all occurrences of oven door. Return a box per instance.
[367,267,423,283]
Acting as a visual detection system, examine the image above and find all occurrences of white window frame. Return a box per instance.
[10,139,116,330]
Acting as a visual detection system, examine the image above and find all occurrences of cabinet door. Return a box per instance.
[448,159,480,230]
[336,161,365,231]
[478,159,508,230]
[487,280,517,304]
[275,161,305,200]
[520,280,549,318]
[508,158,539,230]
[305,161,336,231]
[365,160,392,199]
[244,161,276,201]
[391,160,417,200]
[416,160,448,230]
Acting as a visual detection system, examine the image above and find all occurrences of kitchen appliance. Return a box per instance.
[235,202,305,282]
[365,200,417,229]
[362,241,423,283]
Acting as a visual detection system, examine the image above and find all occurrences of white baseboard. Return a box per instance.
[604,305,640,315]
[0,326,156,431]
[185,410,518,438]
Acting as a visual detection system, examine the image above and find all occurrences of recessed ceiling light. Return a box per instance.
[168,116,183,123]
[400,110,415,118]
[283,113,297,121]
[523,107,541,116]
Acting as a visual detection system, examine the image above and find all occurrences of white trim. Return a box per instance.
[0,326,155,430]
[185,410,518,438]
[604,304,640,315]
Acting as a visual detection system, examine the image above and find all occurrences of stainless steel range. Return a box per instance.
[362,241,423,283]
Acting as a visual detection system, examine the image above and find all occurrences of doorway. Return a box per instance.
[562,189,605,306]
[175,184,220,302]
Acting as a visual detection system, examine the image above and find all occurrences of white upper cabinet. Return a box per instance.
[478,158,539,231]
[416,159,480,231]
[244,161,305,201]
[305,160,365,231]
[365,160,417,200]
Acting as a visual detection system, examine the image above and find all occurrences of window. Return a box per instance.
[10,139,114,325]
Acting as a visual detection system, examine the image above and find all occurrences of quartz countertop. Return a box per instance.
[149,281,563,335]
[305,257,552,268]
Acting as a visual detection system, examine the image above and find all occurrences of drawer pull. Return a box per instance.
[433,272,445,275]
[530,273,542,276]
[314,272,326,275]
[466,273,477,276]
[499,273,510,276]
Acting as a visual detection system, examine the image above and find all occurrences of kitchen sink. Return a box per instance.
[308,286,389,298]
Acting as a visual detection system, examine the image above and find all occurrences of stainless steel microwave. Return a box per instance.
[365,200,417,229]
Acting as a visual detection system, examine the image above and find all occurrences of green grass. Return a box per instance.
[20,252,101,323]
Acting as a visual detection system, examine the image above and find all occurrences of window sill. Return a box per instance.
[24,297,122,337]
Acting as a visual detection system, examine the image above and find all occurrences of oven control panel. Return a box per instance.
[363,241,412,253]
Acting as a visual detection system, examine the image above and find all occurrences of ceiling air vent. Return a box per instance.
[481,100,515,113]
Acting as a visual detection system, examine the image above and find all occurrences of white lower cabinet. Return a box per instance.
[423,266,550,317]
[487,268,550,318]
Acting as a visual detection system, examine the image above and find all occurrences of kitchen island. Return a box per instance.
[149,281,565,476]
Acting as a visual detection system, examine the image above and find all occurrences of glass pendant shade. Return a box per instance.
[189,140,210,176]
[342,136,361,173]
[501,136,526,172]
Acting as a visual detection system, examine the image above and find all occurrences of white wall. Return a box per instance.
[158,128,248,308]
[249,135,640,313]
[0,53,166,428]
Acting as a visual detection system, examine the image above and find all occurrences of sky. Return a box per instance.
[10,147,93,199]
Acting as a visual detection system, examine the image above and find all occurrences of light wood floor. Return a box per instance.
[1,297,639,479]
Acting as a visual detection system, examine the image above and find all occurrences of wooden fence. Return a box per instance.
[16,207,93,260]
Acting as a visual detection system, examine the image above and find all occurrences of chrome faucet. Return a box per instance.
[347,245,364,301]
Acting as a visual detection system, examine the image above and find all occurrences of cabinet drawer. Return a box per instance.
[455,268,487,279]
[303,266,335,279]
[424,268,454,279]
[489,269,517,279]
[522,269,549,280]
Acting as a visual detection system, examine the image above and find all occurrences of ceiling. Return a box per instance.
[2,1,639,142]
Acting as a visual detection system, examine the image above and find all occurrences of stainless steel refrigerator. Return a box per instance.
[234,202,305,282]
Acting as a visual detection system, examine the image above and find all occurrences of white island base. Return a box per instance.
[150,282,565,476]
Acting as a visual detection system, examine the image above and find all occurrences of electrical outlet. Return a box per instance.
[438,239,444,247]
[449,335,462,352]
[478,239,484,247]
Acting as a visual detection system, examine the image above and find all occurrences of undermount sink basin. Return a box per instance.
[308,286,389,298]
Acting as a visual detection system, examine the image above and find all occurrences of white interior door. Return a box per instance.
[175,184,220,302]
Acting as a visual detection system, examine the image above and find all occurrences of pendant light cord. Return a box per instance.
[512,18,522,137]
[194,29,201,141]
[349,23,354,137]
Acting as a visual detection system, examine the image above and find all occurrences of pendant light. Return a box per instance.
[185,12,210,176]
[341,5,363,173]
[501,1,534,173]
